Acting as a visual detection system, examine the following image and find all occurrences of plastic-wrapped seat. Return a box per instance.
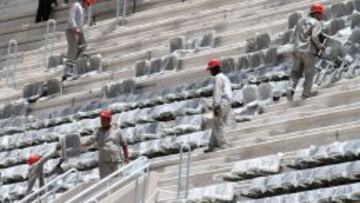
[265,48,278,66]
[200,31,216,48]
[149,58,162,75]
[345,139,360,157]
[180,99,208,116]
[221,57,236,74]
[135,60,150,77]
[231,90,244,107]
[60,133,81,159]
[346,1,355,15]
[281,30,294,45]
[174,131,209,150]
[0,135,11,151]
[349,28,360,44]
[258,83,273,103]
[135,108,155,124]
[326,18,346,36]
[163,115,204,136]
[288,145,320,169]
[137,139,165,157]
[117,109,140,128]
[121,127,138,145]
[242,84,259,105]
[187,183,234,202]
[266,174,284,195]
[349,183,360,201]
[162,54,179,71]
[136,122,163,141]
[288,12,302,29]
[242,177,267,197]
[22,82,45,99]
[170,36,186,53]
[238,55,250,70]
[280,172,299,193]
[331,2,348,18]
[151,102,182,122]
[256,33,271,51]
[62,151,97,170]
[52,122,81,135]
[230,155,282,180]
[2,164,27,183]
[249,51,265,68]
[352,13,360,29]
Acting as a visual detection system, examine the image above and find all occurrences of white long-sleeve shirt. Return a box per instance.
[67,2,84,31]
[292,16,322,54]
[213,73,232,108]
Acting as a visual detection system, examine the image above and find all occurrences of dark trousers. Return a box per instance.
[36,0,57,23]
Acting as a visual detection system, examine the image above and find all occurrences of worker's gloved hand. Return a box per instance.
[214,106,221,117]
[75,28,81,34]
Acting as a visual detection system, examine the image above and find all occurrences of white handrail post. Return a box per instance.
[6,39,17,88]
[67,157,149,203]
[122,0,126,26]
[116,0,126,26]
[176,143,191,199]
[44,19,56,69]
[20,168,79,203]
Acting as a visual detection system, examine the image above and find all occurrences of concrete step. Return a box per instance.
[0,0,272,77]
[0,0,339,106]
[154,120,360,200]
[0,0,316,104]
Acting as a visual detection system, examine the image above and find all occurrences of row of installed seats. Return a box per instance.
[0,0,160,53]
[0,2,324,104]
[58,0,360,121]
[153,4,360,197]
[0,0,182,93]
[2,0,356,122]
[2,0,360,187]
[0,0,358,171]
[163,139,360,202]
[0,53,286,200]
[2,0,360,201]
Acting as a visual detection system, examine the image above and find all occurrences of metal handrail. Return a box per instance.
[66,156,149,203]
[87,4,93,26]
[20,168,79,203]
[116,0,126,26]
[44,19,56,69]
[176,143,191,199]
[87,163,150,203]
[6,39,17,88]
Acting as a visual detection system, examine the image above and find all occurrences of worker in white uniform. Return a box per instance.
[204,58,233,153]
[26,148,63,194]
[83,109,129,179]
[65,0,90,61]
[287,2,325,101]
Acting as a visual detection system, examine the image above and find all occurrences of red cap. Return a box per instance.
[207,58,221,70]
[310,2,324,14]
[83,0,95,6]
[26,153,41,165]
[100,109,112,119]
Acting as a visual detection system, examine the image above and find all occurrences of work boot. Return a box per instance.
[203,148,216,153]
[301,91,319,100]
[286,88,295,102]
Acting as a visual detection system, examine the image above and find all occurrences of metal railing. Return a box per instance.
[6,39,17,88]
[116,0,127,26]
[20,168,80,203]
[87,4,93,27]
[44,19,56,69]
[176,144,192,199]
[66,156,150,203]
